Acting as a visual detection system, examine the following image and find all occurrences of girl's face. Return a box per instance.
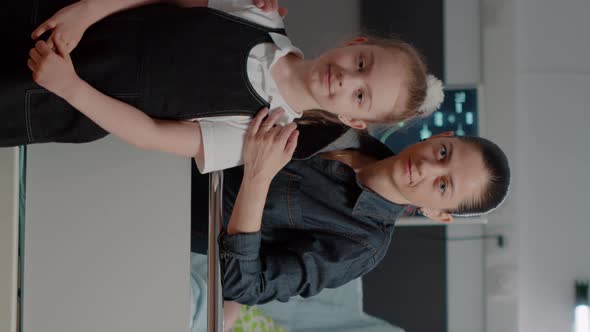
[308,40,408,129]
[363,135,489,222]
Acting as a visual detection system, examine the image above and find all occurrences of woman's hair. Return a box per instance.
[448,136,511,217]
[296,35,431,127]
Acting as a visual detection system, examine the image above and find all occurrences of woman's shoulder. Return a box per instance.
[208,0,285,29]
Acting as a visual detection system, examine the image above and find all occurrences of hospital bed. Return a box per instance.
[2,143,404,332]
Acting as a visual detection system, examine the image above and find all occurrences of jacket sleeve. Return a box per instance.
[218,228,376,305]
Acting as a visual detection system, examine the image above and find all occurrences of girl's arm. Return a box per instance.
[31,0,284,52]
[28,37,203,158]
[31,0,196,52]
[66,78,203,158]
[80,0,208,21]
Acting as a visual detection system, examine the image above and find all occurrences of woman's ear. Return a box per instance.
[420,208,453,223]
[346,37,369,46]
[338,115,367,130]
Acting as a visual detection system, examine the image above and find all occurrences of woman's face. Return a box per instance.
[365,135,489,221]
[307,40,408,129]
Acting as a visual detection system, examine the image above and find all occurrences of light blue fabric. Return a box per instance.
[189,253,208,332]
[189,253,404,332]
[257,279,405,332]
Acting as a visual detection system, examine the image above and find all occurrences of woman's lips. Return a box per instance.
[407,157,413,184]
[324,65,332,93]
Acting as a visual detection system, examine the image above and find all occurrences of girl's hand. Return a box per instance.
[27,36,80,98]
[31,0,95,53]
[243,108,299,184]
[253,0,288,17]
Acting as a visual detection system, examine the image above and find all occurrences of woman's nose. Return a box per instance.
[416,159,446,179]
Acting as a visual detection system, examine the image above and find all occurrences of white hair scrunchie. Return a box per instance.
[418,75,444,117]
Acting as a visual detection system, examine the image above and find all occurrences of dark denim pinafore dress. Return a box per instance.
[1,1,286,146]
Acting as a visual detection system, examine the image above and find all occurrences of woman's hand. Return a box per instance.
[27,36,80,99]
[243,108,299,184]
[31,0,96,53]
[253,0,288,17]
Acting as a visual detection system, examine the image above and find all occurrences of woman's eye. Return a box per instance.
[439,180,447,194]
[356,91,364,104]
[439,145,447,160]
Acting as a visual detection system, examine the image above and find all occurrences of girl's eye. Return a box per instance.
[439,145,447,160]
[358,56,365,71]
[439,180,447,194]
[356,90,364,104]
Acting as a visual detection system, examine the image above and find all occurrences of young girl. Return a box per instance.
[6,0,443,173]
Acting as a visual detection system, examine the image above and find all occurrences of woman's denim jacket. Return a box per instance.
[218,130,406,305]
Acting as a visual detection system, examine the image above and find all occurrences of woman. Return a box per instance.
[192,110,511,305]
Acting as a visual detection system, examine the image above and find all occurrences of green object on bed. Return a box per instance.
[231,305,286,332]
[227,277,404,332]
[190,252,404,332]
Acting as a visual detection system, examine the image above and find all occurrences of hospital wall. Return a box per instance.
[482,0,590,331]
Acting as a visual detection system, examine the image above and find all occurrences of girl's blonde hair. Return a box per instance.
[296,36,429,127]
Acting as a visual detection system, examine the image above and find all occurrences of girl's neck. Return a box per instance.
[270,54,319,114]
[320,150,377,173]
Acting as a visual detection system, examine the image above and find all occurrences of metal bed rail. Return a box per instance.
[208,171,224,331]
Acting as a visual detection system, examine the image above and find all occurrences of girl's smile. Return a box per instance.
[323,64,332,95]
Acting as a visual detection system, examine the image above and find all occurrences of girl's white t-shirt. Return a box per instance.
[195,0,304,173]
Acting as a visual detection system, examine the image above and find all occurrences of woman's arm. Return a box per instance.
[226,108,298,234]
[223,301,242,332]
[220,228,375,305]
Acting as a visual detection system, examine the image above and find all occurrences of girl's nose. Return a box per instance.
[337,70,363,89]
